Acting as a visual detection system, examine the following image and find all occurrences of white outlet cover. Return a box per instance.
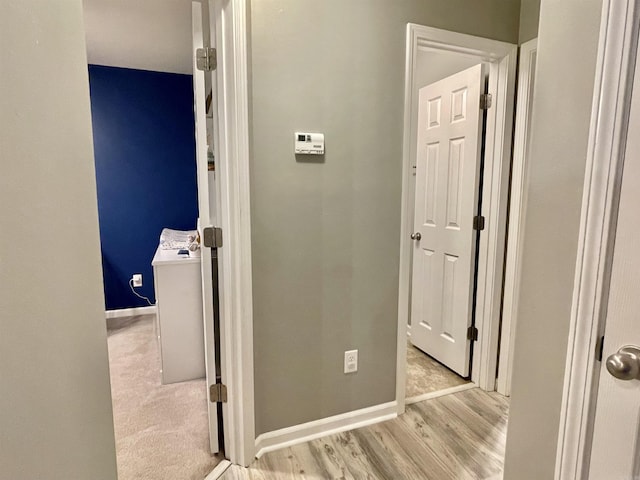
[132,274,143,287]
[344,349,358,374]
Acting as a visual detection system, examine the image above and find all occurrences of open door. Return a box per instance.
[588,42,640,479]
[409,64,486,377]
[192,1,221,455]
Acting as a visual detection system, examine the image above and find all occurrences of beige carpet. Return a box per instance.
[405,339,469,398]
[107,315,222,480]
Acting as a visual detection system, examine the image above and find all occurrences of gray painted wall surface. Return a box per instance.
[249,0,519,435]
[0,1,117,478]
[503,0,603,478]
[415,51,485,89]
[519,0,541,43]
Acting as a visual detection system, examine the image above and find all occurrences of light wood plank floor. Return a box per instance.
[220,388,508,480]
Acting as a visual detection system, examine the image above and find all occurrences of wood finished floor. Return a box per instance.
[220,388,509,480]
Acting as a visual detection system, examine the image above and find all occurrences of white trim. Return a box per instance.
[254,401,398,458]
[555,1,640,479]
[204,460,232,480]
[405,383,476,405]
[211,0,255,467]
[397,24,517,413]
[406,324,412,337]
[104,306,157,319]
[496,38,538,397]
[474,38,517,393]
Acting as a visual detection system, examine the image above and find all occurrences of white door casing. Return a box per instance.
[207,0,256,465]
[192,1,219,454]
[410,64,485,377]
[398,26,517,411]
[588,36,640,479]
[497,38,538,397]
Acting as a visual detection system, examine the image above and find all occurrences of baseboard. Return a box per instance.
[406,324,412,337]
[204,460,232,480]
[254,401,398,458]
[405,383,476,405]
[105,306,157,319]
[105,306,157,320]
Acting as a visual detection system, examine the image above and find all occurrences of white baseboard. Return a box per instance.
[405,383,476,405]
[204,460,232,480]
[105,306,157,329]
[105,306,157,320]
[255,400,398,458]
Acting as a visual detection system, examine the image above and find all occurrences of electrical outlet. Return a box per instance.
[344,349,358,374]
[132,274,143,287]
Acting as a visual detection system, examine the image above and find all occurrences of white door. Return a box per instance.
[588,46,640,479]
[192,1,219,454]
[410,64,485,377]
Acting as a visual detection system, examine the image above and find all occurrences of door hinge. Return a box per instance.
[203,226,223,248]
[473,215,485,231]
[196,47,217,72]
[480,93,492,110]
[209,383,228,403]
[596,335,605,362]
[467,326,479,342]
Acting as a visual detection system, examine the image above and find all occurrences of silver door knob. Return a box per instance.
[411,232,422,241]
[606,345,640,381]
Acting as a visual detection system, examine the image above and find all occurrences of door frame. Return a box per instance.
[555,0,640,477]
[210,0,255,467]
[397,24,517,412]
[496,38,538,396]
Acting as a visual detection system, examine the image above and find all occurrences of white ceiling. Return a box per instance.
[83,0,194,74]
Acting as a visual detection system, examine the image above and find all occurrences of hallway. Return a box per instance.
[221,388,508,480]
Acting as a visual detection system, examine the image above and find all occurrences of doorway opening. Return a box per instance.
[404,54,490,403]
[82,0,232,477]
[397,25,536,412]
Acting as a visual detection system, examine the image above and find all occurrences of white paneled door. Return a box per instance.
[192,1,219,454]
[410,64,485,377]
[588,45,640,479]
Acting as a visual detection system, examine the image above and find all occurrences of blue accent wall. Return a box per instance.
[88,65,198,310]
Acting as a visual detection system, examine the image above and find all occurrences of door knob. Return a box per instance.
[605,345,640,381]
[411,232,422,241]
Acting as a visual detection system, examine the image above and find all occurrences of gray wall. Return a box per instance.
[415,51,485,89]
[503,0,603,478]
[519,0,541,43]
[0,1,118,478]
[249,0,520,435]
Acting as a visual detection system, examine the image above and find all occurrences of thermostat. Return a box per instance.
[294,132,325,155]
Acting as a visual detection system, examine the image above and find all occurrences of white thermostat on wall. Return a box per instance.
[294,132,325,155]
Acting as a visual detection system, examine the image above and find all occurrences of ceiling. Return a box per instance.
[83,0,194,74]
